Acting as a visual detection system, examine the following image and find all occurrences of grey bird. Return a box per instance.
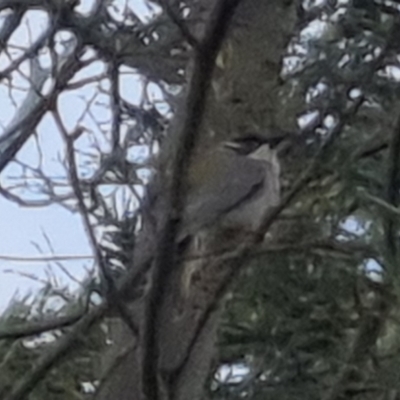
[180,133,285,240]
[156,134,286,374]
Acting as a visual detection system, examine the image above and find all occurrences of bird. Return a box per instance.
[180,133,286,241]
[156,133,287,372]
[171,132,287,298]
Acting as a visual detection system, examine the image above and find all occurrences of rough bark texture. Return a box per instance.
[96,1,298,400]
[197,0,298,150]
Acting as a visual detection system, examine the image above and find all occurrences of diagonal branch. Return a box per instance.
[55,115,139,338]
[321,75,400,400]
[142,1,245,399]
[0,48,90,173]
[3,304,106,400]
[4,234,155,400]
[0,5,24,50]
[384,112,400,266]
[184,238,378,264]
[172,91,367,393]
[157,0,199,48]
[0,308,87,340]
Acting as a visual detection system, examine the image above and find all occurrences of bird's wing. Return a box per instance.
[183,151,266,234]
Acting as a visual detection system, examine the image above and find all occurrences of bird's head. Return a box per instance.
[222,133,288,160]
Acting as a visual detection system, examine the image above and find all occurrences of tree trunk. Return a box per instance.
[95,1,298,399]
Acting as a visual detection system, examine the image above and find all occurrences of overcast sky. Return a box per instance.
[0,0,162,313]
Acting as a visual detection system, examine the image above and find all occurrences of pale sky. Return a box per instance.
[0,0,164,313]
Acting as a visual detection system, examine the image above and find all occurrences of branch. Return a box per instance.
[0,5,23,50]
[0,309,87,340]
[157,0,199,48]
[384,110,400,265]
[183,239,378,264]
[351,136,388,160]
[0,48,89,173]
[0,254,93,262]
[172,93,367,390]
[3,304,106,400]
[4,234,155,400]
[358,189,400,218]
[142,1,244,399]
[56,115,139,338]
[0,23,54,82]
[321,28,400,400]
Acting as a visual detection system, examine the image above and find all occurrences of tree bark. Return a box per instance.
[95,1,298,400]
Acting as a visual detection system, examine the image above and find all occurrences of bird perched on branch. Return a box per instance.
[157,133,287,374]
[180,133,286,241]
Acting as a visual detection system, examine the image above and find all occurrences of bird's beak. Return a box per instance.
[222,140,243,150]
[249,143,273,161]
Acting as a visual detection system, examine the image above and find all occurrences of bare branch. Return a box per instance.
[0,48,89,173]
[0,5,24,50]
[55,112,139,338]
[0,308,87,340]
[0,254,92,262]
[4,234,155,400]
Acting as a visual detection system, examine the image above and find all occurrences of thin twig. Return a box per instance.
[54,111,139,338]
[0,254,93,262]
[183,238,378,263]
